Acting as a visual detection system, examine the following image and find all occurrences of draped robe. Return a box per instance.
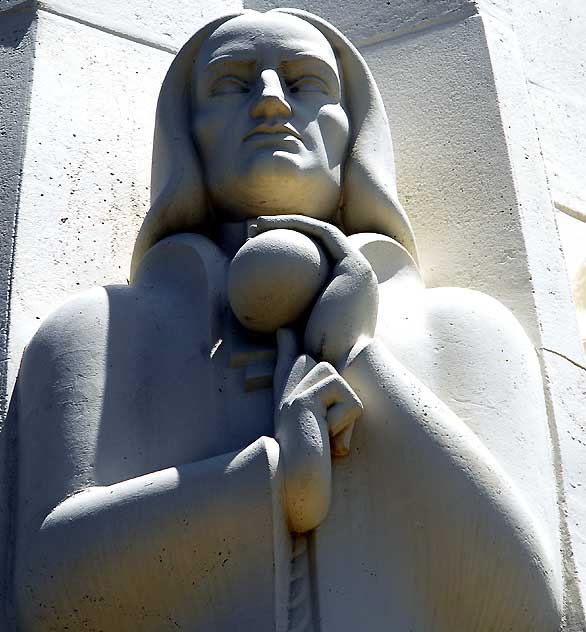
[10,232,561,631]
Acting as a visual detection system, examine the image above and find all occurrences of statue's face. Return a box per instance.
[192,12,350,221]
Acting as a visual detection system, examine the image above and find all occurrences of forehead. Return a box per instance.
[196,13,339,71]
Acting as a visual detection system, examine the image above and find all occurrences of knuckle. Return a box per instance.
[292,391,313,409]
[341,383,363,409]
[315,361,336,375]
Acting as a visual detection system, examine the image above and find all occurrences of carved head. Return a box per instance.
[130,9,418,278]
[192,12,349,223]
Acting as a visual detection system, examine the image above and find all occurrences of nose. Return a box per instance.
[250,69,292,119]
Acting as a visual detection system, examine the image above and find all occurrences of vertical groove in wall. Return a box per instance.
[0,6,37,421]
[0,6,37,630]
[478,13,586,629]
[539,354,586,632]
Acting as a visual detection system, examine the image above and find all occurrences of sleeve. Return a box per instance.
[15,434,291,632]
[311,338,561,632]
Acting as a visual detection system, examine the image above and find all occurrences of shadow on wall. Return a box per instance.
[1,393,19,631]
[0,7,36,631]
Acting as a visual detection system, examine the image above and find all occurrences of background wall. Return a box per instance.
[508,0,586,332]
[1,0,584,627]
[6,1,585,393]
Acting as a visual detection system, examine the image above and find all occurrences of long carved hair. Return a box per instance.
[130,8,418,279]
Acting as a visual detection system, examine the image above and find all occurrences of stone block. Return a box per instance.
[7,11,172,394]
[244,0,469,44]
[362,15,539,333]
[541,350,586,623]
[509,0,586,222]
[0,9,35,413]
[0,10,36,627]
[39,0,243,51]
[530,82,586,219]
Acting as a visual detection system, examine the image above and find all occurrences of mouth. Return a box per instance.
[243,124,303,144]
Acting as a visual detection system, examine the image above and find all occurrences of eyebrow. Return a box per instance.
[283,55,340,86]
[291,53,338,68]
[205,52,338,73]
[204,56,254,74]
[203,52,341,93]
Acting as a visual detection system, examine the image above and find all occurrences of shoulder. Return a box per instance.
[423,287,537,364]
[17,285,132,429]
[133,233,228,294]
[420,287,542,401]
[22,285,124,364]
[15,285,132,502]
[379,285,543,414]
[425,287,532,342]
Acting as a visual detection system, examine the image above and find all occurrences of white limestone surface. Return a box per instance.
[364,11,583,361]
[4,3,583,629]
[482,12,586,614]
[557,211,586,352]
[363,13,586,616]
[542,351,586,619]
[557,211,586,282]
[509,0,586,219]
[8,12,172,394]
[244,0,470,44]
[362,15,539,335]
[39,0,243,51]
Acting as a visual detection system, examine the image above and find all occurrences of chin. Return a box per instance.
[208,153,342,219]
[249,156,340,217]
[247,148,304,179]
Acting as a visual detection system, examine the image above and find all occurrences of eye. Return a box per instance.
[211,76,251,96]
[288,76,330,95]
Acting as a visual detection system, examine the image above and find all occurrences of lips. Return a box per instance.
[243,124,303,143]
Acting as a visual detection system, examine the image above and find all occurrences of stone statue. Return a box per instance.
[8,9,563,631]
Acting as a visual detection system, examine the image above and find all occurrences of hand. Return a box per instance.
[273,329,362,533]
[249,215,378,368]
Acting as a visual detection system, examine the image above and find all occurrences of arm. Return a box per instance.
[13,290,358,631]
[15,432,289,632]
[252,216,562,629]
[272,331,362,533]
[13,294,291,632]
[338,338,561,629]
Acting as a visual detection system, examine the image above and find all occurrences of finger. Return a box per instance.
[306,372,362,408]
[326,392,360,458]
[250,215,350,260]
[279,355,317,407]
[304,373,363,423]
[326,400,361,438]
[331,422,355,457]
[304,374,362,457]
[274,328,298,404]
[289,361,337,400]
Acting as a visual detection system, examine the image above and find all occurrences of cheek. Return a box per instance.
[316,104,350,166]
[192,109,231,165]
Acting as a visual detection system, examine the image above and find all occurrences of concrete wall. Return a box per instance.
[1,0,585,628]
[506,0,586,337]
[510,0,586,220]
[0,6,37,624]
[0,6,36,417]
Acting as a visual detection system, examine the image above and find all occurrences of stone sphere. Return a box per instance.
[228,229,329,333]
